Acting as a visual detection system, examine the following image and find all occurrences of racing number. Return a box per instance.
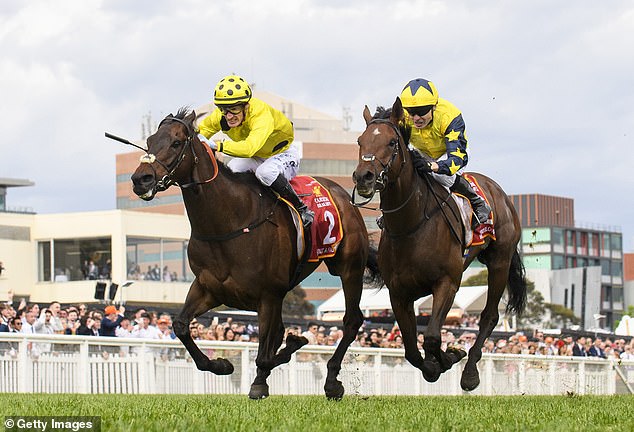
[323,210,337,245]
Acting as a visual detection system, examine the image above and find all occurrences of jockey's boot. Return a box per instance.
[271,175,314,227]
[450,175,491,229]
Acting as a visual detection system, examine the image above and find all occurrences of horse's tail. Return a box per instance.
[364,243,383,288]
[506,249,528,315]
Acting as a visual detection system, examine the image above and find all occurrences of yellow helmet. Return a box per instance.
[400,78,438,108]
[213,75,252,106]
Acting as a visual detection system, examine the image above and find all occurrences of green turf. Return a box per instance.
[1,394,633,432]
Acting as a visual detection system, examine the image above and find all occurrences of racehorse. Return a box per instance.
[124,108,380,399]
[352,99,527,391]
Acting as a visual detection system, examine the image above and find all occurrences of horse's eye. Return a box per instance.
[389,139,397,147]
[171,140,182,148]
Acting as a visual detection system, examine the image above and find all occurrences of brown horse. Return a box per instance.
[126,108,379,399]
[352,99,527,391]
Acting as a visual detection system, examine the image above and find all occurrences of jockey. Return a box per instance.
[400,78,491,229]
[197,75,314,227]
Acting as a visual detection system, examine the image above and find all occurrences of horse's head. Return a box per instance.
[352,98,408,199]
[131,109,198,200]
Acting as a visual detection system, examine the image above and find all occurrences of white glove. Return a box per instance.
[198,134,218,151]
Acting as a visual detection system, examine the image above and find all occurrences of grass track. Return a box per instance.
[1,394,633,432]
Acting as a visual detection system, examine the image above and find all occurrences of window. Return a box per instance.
[552,255,565,270]
[38,241,51,282]
[610,234,622,251]
[38,237,112,282]
[126,237,193,282]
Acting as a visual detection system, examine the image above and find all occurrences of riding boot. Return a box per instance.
[270,175,314,227]
[450,175,492,229]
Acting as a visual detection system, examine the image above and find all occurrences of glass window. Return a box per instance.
[127,237,193,282]
[602,234,610,252]
[38,241,51,282]
[552,255,565,270]
[612,262,622,278]
[57,238,111,281]
[552,228,563,246]
[610,234,622,251]
[601,259,610,276]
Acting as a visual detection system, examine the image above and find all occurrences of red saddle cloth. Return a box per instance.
[290,176,344,262]
[463,173,496,246]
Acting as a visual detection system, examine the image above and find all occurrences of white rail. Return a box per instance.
[1,334,631,395]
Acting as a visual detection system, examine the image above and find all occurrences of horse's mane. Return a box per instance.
[172,107,268,191]
[372,106,411,144]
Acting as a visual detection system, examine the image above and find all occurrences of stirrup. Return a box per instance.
[300,208,314,227]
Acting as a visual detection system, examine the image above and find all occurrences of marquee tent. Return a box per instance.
[316,285,494,321]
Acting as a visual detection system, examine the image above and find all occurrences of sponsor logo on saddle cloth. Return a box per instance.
[451,173,496,247]
[287,176,344,261]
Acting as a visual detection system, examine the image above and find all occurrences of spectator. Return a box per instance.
[64,308,81,335]
[157,317,175,340]
[301,322,319,345]
[115,318,132,338]
[131,312,160,340]
[21,311,37,334]
[572,336,587,357]
[0,303,13,332]
[100,305,125,337]
[588,338,607,358]
[76,315,99,336]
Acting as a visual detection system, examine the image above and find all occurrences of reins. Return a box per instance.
[354,116,464,245]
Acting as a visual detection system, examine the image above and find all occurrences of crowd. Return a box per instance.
[1,295,633,362]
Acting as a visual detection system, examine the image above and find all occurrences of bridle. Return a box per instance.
[351,118,408,208]
[139,115,218,192]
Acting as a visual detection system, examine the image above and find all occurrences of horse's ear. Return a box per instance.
[185,110,196,125]
[363,105,373,125]
[390,97,404,125]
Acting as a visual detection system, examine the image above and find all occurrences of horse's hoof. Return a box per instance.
[286,334,309,351]
[324,380,345,400]
[446,347,468,364]
[422,360,442,383]
[248,383,269,399]
[209,358,234,375]
[461,369,480,391]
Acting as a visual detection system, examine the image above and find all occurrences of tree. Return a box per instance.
[544,303,580,328]
[282,285,314,319]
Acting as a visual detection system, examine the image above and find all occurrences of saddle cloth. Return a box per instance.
[452,173,496,247]
[283,176,344,262]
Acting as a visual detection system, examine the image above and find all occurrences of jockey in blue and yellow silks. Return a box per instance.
[197,75,314,226]
[400,78,491,228]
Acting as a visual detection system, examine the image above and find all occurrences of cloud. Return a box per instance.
[1,0,633,249]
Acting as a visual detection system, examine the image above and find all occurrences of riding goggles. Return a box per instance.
[218,105,245,116]
[405,106,433,117]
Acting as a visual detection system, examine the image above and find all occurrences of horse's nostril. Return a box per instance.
[141,174,154,184]
[364,172,375,181]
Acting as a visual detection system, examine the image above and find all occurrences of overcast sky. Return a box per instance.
[1,0,633,251]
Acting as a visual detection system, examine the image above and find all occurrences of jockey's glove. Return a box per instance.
[198,134,218,151]
[410,149,432,174]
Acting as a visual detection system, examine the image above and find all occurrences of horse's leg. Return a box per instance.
[423,278,467,373]
[461,260,508,391]
[173,279,233,375]
[248,297,292,399]
[323,269,364,400]
[390,294,442,382]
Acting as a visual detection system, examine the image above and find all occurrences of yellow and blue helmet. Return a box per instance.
[213,75,252,106]
[400,78,438,108]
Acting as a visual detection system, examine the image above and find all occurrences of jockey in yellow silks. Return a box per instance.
[400,78,491,228]
[197,75,314,226]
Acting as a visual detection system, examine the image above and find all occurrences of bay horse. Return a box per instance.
[125,108,379,399]
[352,99,527,391]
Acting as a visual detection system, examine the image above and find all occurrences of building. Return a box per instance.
[508,193,624,329]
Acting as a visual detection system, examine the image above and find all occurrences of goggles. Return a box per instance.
[218,105,245,116]
[405,106,433,117]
